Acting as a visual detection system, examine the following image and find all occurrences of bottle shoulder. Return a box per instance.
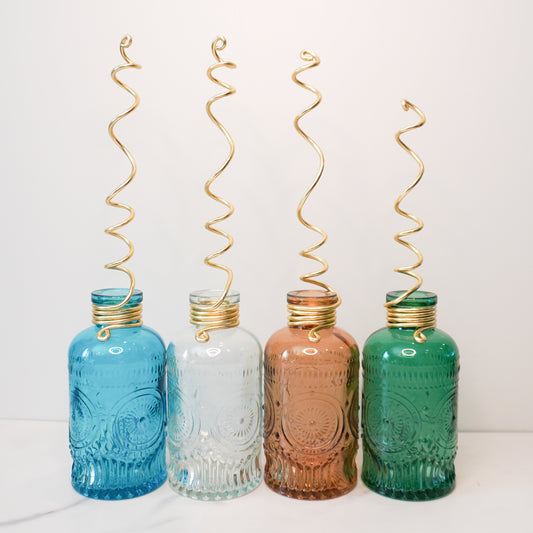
[363,327,459,363]
[168,326,262,365]
[171,324,260,347]
[265,326,359,361]
[69,324,165,361]
[365,326,457,347]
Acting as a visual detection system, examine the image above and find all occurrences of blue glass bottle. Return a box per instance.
[68,288,167,500]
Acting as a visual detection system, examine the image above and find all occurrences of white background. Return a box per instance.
[0,0,531,431]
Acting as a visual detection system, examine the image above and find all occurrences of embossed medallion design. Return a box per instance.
[347,392,359,439]
[112,389,164,451]
[434,389,458,450]
[69,388,98,449]
[364,392,420,453]
[263,383,275,440]
[282,393,344,454]
[215,396,260,450]
[168,388,197,447]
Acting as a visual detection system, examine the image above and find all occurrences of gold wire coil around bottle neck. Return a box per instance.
[386,304,436,344]
[92,302,143,342]
[286,290,340,343]
[190,290,240,343]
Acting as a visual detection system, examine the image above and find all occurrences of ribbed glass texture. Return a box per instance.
[68,289,167,500]
[167,290,263,500]
[362,291,459,501]
[264,291,359,500]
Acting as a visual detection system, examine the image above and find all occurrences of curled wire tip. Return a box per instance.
[212,36,233,63]
[300,50,319,63]
[400,99,425,124]
[118,35,141,68]
[213,36,227,50]
[415,332,427,343]
[121,34,133,48]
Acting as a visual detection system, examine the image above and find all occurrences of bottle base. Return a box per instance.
[72,471,167,501]
[263,452,357,501]
[362,474,455,501]
[168,476,261,501]
[167,451,262,501]
[264,478,355,500]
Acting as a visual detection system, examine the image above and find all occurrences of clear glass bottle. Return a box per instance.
[362,290,459,501]
[167,289,263,500]
[264,290,359,500]
[68,289,167,500]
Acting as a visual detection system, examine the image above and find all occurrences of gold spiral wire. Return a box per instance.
[287,299,338,342]
[385,99,434,343]
[190,297,240,343]
[190,302,240,329]
[93,300,143,334]
[96,34,142,342]
[292,50,340,342]
[386,305,436,338]
[195,36,237,343]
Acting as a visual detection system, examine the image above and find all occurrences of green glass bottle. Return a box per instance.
[362,290,459,500]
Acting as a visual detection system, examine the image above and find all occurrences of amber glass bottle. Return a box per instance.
[264,290,359,500]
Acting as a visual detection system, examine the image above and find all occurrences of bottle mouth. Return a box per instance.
[92,288,143,306]
[286,289,340,343]
[91,288,143,342]
[189,289,240,306]
[189,289,240,343]
[385,290,437,343]
[386,290,437,307]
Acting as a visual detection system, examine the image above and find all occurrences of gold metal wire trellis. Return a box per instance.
[290,50,340,342]
[194,36,239,343]
[385,99,435,343]
[95,35,143,341]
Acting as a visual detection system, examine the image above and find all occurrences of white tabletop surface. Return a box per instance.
[0,420,530,533]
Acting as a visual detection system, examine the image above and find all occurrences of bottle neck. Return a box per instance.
[189,289,240,343]
[91,288,143,342]
[286,290,340,343]
[385,290,437,343]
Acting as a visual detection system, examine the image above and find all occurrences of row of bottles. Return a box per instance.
[68,35,459,503]
[70,287,457,501]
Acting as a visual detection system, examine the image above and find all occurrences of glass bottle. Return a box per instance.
[362,290,459,501]
[167,289,263,500]
[264,290,359,500]
[68,289,167,500]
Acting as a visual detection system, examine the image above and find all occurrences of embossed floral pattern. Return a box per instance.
[434,389,458,450]
[69,388,97,449]
[263,384,275,440]
[364,392,420,453]
[167,388,196,446]
[215,396,260,449]
[282,394,343,454]
[112,389,165,451]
